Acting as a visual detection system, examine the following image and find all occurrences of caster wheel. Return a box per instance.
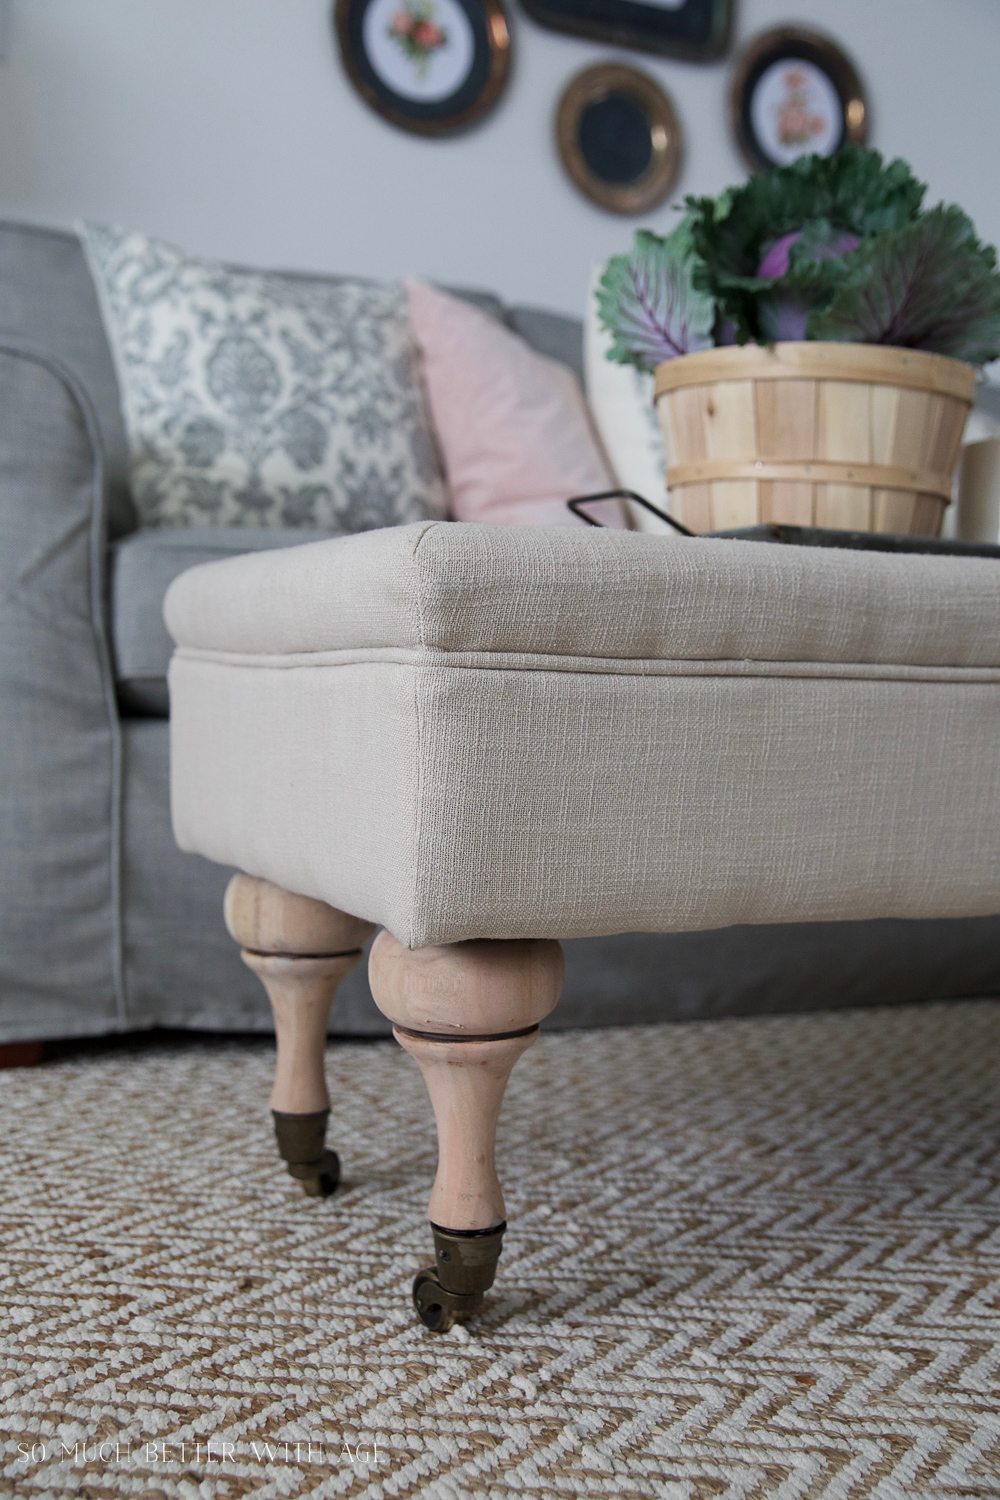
[411,1224,506,1330]
[272,1114,341,1198]
[412,1268,481,1332]
[413,1269,455,1332]
[295,1148,340,1198]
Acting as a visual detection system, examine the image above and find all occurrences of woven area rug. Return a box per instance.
[2,1000,999,1499]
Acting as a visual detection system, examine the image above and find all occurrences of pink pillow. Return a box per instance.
[406,278,625,527]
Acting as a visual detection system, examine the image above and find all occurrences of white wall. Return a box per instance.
[0,0,997,318]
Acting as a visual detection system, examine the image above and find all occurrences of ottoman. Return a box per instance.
[166,520,1000,1330]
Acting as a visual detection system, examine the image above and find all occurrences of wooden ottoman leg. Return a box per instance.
[224,875,376,1197]
[369,932,564,1331]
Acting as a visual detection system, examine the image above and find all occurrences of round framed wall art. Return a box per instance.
[730,26,868,173]
[334,0,511,136]
[556,63,683,216]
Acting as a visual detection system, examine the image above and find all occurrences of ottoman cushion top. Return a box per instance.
[164,520,1000,670]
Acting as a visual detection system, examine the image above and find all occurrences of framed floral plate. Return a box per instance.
[730,26,868,173]
[334,0,511,135]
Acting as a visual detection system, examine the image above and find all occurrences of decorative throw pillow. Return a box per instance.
[405,278,626,527]
[79,224,446,530]
[583,268,678,535]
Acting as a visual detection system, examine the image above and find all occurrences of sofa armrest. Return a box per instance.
[0,341,125,1040]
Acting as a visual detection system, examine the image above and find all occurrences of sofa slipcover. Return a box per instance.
[167,521,1000,949]
[110,528,344,715]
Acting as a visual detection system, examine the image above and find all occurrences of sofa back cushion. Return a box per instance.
[508,305,584,389]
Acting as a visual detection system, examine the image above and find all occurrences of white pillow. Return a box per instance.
[583,267,678,535]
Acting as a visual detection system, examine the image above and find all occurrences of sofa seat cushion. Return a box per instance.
[165,522,1000,948]
[111,528,343,715]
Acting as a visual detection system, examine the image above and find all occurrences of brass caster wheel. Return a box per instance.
[412,1268,481,1333]
[272,1109,340,1197]
[289,1147,340,1198]
[411,1222,507,1331]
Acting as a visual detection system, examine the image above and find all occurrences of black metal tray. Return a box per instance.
[567,491,1000,558]
[710,523,1000,558]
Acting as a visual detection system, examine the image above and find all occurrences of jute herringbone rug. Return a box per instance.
[2,1001,999,1499]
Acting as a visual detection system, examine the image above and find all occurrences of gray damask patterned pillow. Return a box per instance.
[80,223,445,530]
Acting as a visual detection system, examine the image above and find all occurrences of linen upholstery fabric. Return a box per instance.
[80,224,445,531]
[165,520,1000,666]
[167,523,1000,948]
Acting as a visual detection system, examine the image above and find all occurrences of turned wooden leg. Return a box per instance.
[369,932,564,1330]
[224,874,376,1196]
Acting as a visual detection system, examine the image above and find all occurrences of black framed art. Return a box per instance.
[730,26,868,173]
[521,0,732,62]
[334,0,511,136]
[556,63,683,215]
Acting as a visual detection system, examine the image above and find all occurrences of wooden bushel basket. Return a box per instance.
[654,342,976,535]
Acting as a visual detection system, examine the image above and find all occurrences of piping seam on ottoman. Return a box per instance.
[170,645,1000,687]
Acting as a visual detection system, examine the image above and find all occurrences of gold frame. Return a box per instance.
[729,26,868,174]
[334,0,511,138]
[555,63,683,216]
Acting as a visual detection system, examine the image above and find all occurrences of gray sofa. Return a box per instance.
[1,218,998,1045]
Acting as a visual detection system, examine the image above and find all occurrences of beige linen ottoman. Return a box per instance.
[166,520,1000,1330]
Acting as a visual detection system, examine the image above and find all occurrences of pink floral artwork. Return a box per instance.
[775,68,826,148]
[387,2,449,76]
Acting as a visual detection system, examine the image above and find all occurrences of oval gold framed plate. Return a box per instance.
[730,26,867,174]
[334,0,510,137]
[556,63,683,216]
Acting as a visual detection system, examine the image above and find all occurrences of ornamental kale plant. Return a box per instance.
[596,220,715,369]
[598,147,1000,371]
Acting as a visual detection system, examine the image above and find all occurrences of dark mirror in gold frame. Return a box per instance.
[556,63,683,216]
[334,0,510,136]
